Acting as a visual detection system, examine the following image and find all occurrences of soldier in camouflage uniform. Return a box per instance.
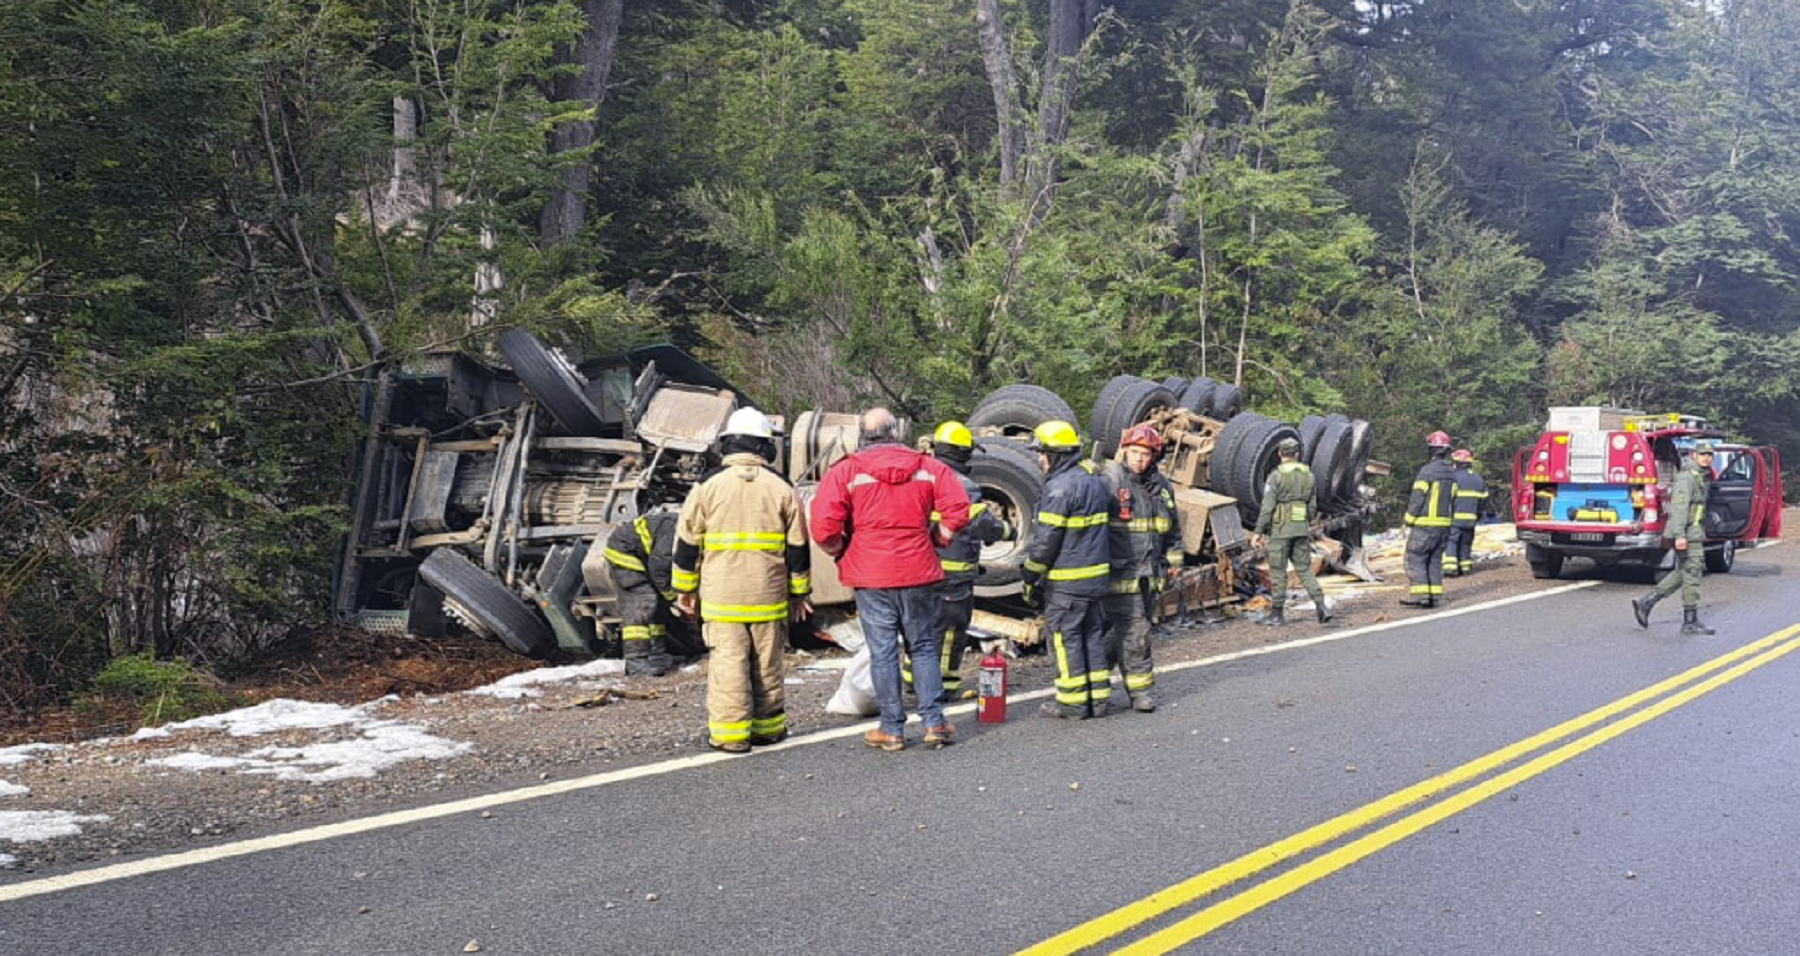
[1252,438,1331,626]
[1632,441,1717,636]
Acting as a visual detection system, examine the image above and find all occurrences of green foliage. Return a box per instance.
[79,653,227,726]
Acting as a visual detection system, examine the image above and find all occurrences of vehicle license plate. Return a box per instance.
[1568,532,1606,543]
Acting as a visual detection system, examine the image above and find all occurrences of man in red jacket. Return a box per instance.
[812,408,970,751]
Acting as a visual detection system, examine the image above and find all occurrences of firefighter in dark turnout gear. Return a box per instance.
[603,511,698,676]
[1100,424,1183,712]
[1401,431,1458,608]
[1253,437,1330,626]
[1442,449,1488,577]
[1632,441,1716,635]
[1021,420,1114,720]
[901,421,1016,703]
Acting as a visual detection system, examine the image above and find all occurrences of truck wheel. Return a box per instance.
[497,328,607,437]
[1298,415,1326,462]
[1178,377,1218,417]
[1230,419,1301,518]
[1704,540,1736,574]
[1205,383,1243,421]
[1341,418,1374,501]
[1209,412,1268,500]
[968,384,1080,438]
[1091,376,1177,460]
[1311,419,1355,505]
[1525,543,1564,580]
[970,437,1045,592]
[1161,376,1187,395]
[418,549,556,658]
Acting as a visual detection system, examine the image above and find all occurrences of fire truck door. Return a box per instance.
[1704,450,1759,540]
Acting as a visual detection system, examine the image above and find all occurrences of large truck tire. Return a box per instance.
[1091,377,1177,459]
[1298,415,1327,463]
[497,328,607,437]
[1161,376,1187,395]
[1178,377,1218,417]
[1311,419,1355,505]
[418,549,556,658]
[1342,418,1375,501]
[968,384,1080,438]
[970,437,1045,593]
[1205,383,1243,421]
[1209,412,1267,500]
[1229,418,1301,517]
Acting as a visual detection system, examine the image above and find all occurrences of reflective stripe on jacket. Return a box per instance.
[1405,457,1458,529]
[603,511,679,601]
[672,452,811,621]
[934,465,1014,585]
[1022,457,1112,598]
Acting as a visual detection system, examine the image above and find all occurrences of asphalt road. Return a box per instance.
[4,544,1797,955]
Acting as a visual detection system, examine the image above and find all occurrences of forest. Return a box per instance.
[4,0,1799,711]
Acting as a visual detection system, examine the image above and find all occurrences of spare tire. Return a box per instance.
[1230,419,1302,518]
[1179,377,1218,416]
[1311,419,1355,506]
[968,384,1080,438]
[1298,415,1327,463]
[1209,412,1271,500]
[970,437,1045,593]
[497,329,606,437]
[419,549,555,658]
[1206,382,1243,421]
[1091,377,1177,459]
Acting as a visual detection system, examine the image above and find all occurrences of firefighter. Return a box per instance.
[1021,420,1114,719]
[603,510,699,676]
[899,421,1016,704]
[1252,437,1331,626]
[1632,440,1716,636]
[1401,430,1458,608]
[1442,449,1488,577]
[1099,424,1183,712]
[672,407,813,754]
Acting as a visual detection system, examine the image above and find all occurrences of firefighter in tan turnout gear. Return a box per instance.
[672,407,813,753]
[1021,420,1115,720]
[1099,424,1183,712]
[1252,437,1331,626]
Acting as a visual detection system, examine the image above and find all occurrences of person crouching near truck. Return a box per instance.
[1632,440,1717,636]
[1098,424,1184,712]
[671,407,814,754]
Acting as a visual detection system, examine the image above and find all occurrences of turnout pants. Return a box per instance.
[1443,527,1475,575]
[617,585,678,674]
[1653,536,1705,608]
[1405,526,1450,604]
[1102,585,1155,704]
[1266,535,1325,611]
[702,619,787,747]
[1047,590,1110,718]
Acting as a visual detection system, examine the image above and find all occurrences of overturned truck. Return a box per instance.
[334,332,1383,657]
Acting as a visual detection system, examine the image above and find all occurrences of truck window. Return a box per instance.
[1716,451,1755,483]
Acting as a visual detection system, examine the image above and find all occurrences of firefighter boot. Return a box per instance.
[1259,607,1286,627]
[1680,608,1715,636]
[1316,604,1334,625]
[1631,591,1661,629]
[623,631,667,677]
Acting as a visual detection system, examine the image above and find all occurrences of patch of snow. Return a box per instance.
[464,659,625,698]
[0,853,16,868]
[0,781,28,798]
[165,698,372,737]
[0,743,62,767]
[0,810,110,844]
[150,752,258,773]
[244,723,474,782]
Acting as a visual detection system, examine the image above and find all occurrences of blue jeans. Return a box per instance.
[855,585,945,734]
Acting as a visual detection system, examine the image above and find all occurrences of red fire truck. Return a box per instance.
[1511,408,1783,579]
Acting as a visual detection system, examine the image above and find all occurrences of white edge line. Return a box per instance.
[0,579,1599,904]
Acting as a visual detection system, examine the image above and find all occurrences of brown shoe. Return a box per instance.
[708,739,750,754]
[863,728,905,752]
[922,723,955,746]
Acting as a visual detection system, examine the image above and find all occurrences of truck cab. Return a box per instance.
[1511,408,1782,579]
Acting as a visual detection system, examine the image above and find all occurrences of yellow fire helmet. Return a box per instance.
[1031,420,1082,452]
[933,420,974,449]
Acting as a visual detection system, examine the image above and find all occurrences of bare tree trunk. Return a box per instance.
[974,0,1023,191]
[539,0,624,246]
[1024,0,1092,219]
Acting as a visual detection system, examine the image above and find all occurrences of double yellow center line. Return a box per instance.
[1021,622,1800,955]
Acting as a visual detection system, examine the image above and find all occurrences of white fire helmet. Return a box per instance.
[723,406,775,439]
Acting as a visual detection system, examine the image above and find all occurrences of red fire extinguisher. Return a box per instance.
[977,647,1008,723]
